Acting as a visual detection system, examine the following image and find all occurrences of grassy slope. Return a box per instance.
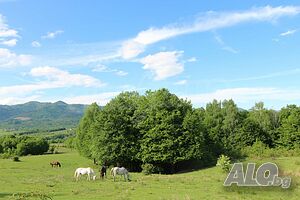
[1,149,300,200]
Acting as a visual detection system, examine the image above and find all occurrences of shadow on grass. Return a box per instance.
[0,193,13,198]
[175,155,248,175]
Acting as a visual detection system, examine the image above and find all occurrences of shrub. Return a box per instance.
[0,152,11,159]
[142,163,164,175]
[216,154,231,173]
[16,137,49,156]
[49,146,55,154]
[242,140,268,158]
[12,156,20,162]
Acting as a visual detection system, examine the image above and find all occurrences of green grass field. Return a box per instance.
[1,148,300,200]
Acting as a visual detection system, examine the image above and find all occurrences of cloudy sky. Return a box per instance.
[0,0,300,109]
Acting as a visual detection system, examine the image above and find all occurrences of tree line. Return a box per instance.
[0,135,49,157]
[75,88,300,173]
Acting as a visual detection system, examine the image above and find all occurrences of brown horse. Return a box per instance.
[50,160,61,168]
[99,165,107,179]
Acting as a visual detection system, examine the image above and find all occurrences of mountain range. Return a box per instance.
[0,101,87,131]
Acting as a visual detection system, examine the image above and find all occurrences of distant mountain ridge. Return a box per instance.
[0,101,87,131]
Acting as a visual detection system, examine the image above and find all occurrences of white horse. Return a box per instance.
[74,167,96,181]
[111,167,130,182]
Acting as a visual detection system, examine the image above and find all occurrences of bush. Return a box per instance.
[242,140,268,158]
[216,154,231,172]
[16,137,49,156]
[0,135,49,157]
[12,156,20,162]
[142,163,164,175]
[0,152,11,159]
[49,146,55,154]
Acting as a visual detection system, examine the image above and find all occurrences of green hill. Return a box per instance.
[0,101,86,131]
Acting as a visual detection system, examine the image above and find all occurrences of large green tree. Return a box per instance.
[135,89,206,172]
[91,92,141,170]
[203,99,244,155]
[278,105,300,148]
[76,103,100,158]
[203,100,223,154]
[247,102,279,146]
[221,99,243,150]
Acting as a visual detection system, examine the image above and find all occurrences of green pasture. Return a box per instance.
[1,148,300,200]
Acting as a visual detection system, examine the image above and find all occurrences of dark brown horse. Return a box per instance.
[50,160,61,168]
[99,166,107,179]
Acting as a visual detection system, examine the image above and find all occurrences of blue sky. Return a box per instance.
[0,0,300,109]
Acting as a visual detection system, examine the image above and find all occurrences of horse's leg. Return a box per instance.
[127,173,130,181]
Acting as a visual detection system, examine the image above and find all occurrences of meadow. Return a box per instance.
[1,148,300,200]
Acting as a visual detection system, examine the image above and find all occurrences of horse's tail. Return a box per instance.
[90,168,95,176]
[110,167,114,176]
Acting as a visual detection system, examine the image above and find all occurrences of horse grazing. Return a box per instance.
[111,167,130,182]
[74,167,96,181]
[99,166,107,179]
[50,161,61,168]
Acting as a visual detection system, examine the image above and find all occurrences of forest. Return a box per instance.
[75,88,300,173]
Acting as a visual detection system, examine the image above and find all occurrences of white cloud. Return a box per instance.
[212,68,300,83]
[182,87,300,106]
[54,52,120,67]
[42,30,64,39]
[62,92,120,105]
[30,66,105,88]
[0,16,28,67]
[0,91,119,105]
[31,41,41,47]
[174,80,187,85]
[140,51,184,80]
[222,46,238,54]
[1,38,17,46]
[116,70,128,76]
[187,57,197,62]
[0,67,106,104]
[0,83,46,97]
[214,33,238,53]
[0,48,32,68]
[119,40,145,59]
[0,14,18,38]
[280,29,297,36]
[120,5,300,59]
[92,64,109,72]
[0,95,41,105]
[92,64,128,76]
